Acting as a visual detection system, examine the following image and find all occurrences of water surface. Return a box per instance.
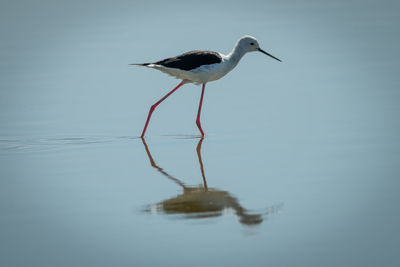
[1,0,399,266]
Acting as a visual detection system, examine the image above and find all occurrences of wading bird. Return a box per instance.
[131,35,281,137]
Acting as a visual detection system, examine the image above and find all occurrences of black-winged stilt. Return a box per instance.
[131,35,281,137]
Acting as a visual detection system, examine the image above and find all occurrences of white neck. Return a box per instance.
[225,43,247,69]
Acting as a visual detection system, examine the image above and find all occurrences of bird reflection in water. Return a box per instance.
[141,138,282,226]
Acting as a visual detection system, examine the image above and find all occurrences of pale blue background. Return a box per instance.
[1,0,399,266]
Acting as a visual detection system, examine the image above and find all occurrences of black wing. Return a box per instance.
[155,50,222,71]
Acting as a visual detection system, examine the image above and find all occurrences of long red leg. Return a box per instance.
[196,83,206,136]
[141,81,184,137]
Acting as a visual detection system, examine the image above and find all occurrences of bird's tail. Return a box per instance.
[129,63,151,66]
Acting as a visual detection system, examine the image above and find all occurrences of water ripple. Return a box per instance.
[0,135,141,153]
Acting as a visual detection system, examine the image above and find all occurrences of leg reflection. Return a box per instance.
[196,137,208,191]
[141,138,281,225]
[141,137,185,188]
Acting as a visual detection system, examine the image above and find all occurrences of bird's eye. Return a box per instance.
[250,42,254,45]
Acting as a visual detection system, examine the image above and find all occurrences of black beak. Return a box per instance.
[258,48,281,62]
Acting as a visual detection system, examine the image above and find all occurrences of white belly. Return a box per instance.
[149,60,233,85]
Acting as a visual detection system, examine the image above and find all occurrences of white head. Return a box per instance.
[236,35,281,62]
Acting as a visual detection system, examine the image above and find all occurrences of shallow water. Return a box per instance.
[1,1,400,266]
